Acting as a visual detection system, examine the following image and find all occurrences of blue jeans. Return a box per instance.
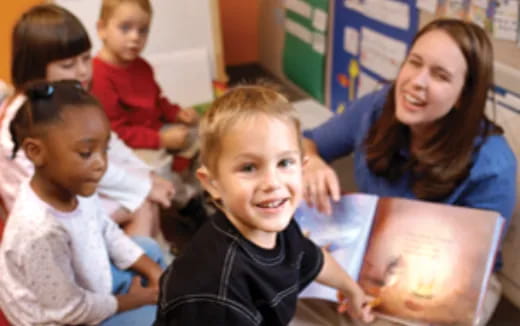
[101,236,166,326]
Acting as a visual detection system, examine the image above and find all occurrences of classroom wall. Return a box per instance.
[0,0,44,84]
[219,0,260,65]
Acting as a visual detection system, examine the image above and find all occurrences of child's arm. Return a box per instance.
[91,78,163,149]
[315,248,374,322]
[128,253,163,289]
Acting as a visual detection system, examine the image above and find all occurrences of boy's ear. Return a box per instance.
[22,137,46,167]
[196,166,221,200]
[97,20,107,39]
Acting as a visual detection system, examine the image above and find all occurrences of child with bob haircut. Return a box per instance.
[0,4,175,237]
[154,85,374,326]
[0,80,164,326]
[92,0,198,151]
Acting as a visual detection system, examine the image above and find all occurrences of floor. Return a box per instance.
[226,63,520,325]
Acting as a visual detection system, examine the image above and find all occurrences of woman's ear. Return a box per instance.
[196,166,221,200]
[22,137,46,167]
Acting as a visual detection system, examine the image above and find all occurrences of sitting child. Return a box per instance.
[154,85,374,325]
[0,4,176,237]
[92,0,198,150]
[0,81,164,325]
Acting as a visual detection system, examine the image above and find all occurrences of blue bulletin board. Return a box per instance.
[329,0,419,113]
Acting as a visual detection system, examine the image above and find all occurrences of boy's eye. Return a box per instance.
[278,158,295,168]
[79,152,92,159]
[240,164,256,173]
[119,23,131,32]
[139,27,149,35]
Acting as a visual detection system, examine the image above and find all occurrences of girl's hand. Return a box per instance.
[159,125,190,150]
[303,154,341,215]
[177,107,199,125]
[128,276,159,306]
[337,289,375,323]
[148,173,175,208]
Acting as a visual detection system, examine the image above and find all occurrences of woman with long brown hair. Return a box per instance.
[300,19,516,325]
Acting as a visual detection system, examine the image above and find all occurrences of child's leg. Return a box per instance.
[104,237,166,325]
[100,305,157,326]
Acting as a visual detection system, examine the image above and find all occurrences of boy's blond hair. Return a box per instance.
[99,0,152,22]
[199,84,302,174]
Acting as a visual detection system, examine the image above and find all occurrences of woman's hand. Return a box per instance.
[303,154,341,215]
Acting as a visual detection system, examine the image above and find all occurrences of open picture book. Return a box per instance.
[294,194,505,326]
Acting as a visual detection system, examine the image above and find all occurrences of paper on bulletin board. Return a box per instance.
[416,0,438,14]
[344,27,360,56]
[357,72,382,98]
[345,0,410,30]
[360,27,408,80]
[285,0,312,18]
[283,0,329,103]
[467,0,489,28]
[493,0,519,41]
[329,0,418,112]
[439,0,469,19]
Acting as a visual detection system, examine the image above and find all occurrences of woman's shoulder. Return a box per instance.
[473,134,517,175]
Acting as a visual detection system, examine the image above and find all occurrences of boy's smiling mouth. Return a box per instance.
[256,198,289,209]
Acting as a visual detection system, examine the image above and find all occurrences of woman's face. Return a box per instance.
[46,50,92,90]
[394,30,467,133]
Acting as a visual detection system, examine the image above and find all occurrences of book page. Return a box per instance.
[295,193,379,301]
[359,198,503,325]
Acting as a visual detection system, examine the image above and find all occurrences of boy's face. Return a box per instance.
[46,50,92,90]
[98,2,151,65]
[198,114,303,249]
[28,105,110,198]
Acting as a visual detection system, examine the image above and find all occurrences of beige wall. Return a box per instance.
[0,1,44,84]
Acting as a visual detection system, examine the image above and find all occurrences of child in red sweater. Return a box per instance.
[92,0,198,151]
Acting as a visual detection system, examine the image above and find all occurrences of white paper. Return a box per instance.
[285,0,312,18]
[493,0,519,41]
[286,18,312,44]
[312,32,326,54]
[360,27,407,80]
[345,0,410,30]
[145,48,213,107]
[343,27,359,56]
[474,0,488,8]
[416,0,438,13]
[358,72,381,98]
[444,0,467,18]
[312,8,328,32]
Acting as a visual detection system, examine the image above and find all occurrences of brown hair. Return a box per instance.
[199,84,302,174]
[11,4,91,90]
[99,0,152,22]
[364,19,500,200]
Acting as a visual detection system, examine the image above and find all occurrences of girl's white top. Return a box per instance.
[0,182,144,325]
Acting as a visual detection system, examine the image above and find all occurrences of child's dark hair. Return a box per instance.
[10,80,102,159]
[11,4,91,89]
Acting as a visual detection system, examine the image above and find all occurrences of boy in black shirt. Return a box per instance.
[154,85,373,325]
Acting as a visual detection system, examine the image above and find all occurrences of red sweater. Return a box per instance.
[91,57,181,149]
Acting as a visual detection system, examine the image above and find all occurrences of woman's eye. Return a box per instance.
[278,158,295,168]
